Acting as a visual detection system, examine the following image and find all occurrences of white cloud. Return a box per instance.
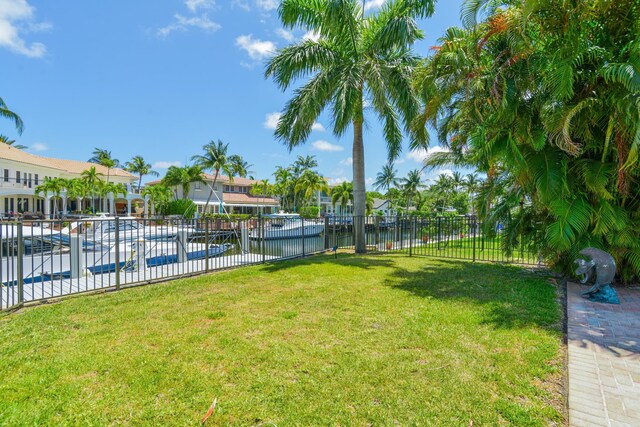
[232,0,251,11]
[366,177,374,186]
[275,28,294,42]
[312,122,325,132]
[438,169,454,178]
[29,142,47,151]
[255,0,278,11]
[185,0,215,13]
[364,0,386,11]
[339,157,353,166]
[406,146,450,163]
[328,177,349,186]
[0,0,49,58]
[153,161,182,169]
[312,140,344,152]
[157,14,221,37]
[236,34,276,61]
[302,31,320,42]
[264,112,281,129]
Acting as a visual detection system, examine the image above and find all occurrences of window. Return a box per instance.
[224,185,230,192]
[195,182,201,190]
[28,173,32,188]
[241,186,248,193]
[16,171,20,184]
[3,169,8,182]
[35,174,39,186]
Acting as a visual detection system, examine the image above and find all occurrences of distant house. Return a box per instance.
[317,185,353,216]
[148,174,279,216]
[372,198,396,216]
[0,144,139,217]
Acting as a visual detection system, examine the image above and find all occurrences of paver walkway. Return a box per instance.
[567,282,640,426]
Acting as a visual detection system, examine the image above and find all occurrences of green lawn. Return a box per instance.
[0,254,564,426]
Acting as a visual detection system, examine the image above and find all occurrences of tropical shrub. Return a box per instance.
[165,199,196,219]
[416,0,640,281]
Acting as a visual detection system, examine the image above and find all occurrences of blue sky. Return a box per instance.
[1,0,465,186]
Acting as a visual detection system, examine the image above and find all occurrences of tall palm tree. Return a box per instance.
[331,181,354,215]
[191,140,234,212]
[89,148,120,184]
[0,134,27,150]
[401,169,423,212]
[80,166,104,214]
[35,177,66,219]
[161,165,204,201]
[273,166,294,211]
[0,97,24,134]
[125,155,158,192]
[266,0,435,252]
[295,170,329,207]
[374,162,398,213]
[464,173,481,216]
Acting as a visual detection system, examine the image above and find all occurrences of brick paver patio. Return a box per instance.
[567,282,640,426]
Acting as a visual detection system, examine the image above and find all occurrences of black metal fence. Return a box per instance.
[0,215,541,311]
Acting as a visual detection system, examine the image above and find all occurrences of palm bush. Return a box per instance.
[415,0,640,281]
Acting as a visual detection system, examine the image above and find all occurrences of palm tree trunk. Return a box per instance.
[352,118,366,253]
[138,174,143,193]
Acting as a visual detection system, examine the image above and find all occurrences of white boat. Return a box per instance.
[249,213,324,240]
[1,234,232,286]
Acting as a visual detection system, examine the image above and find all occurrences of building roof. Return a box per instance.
[222,192,279,205]
[0,144,135,179]
[147,174,264,187]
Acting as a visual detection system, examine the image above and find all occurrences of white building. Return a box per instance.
[0,144,141,218]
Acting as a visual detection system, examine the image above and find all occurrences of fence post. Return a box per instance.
[437,217,441,251]
[205,218,210,273]
[375,215,380,249]
[115,217,120,290]
[409,217,414,257]
[261,216,266,263]
[396,215,400,248]
[333,216,337,248]
[301,216,305,256]
[472,217,477,262]
[16,221,24,307]
[320,217,327,251]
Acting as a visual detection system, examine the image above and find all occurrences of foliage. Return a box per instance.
[142,184,172,216]
[299,205,320,218]
[165,199,197,219]
[415,0,640,281]
[0,96,24,135]
[125,155,158,191]
[161,165,204,200]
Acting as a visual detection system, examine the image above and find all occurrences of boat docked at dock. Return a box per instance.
[249,213,324,240]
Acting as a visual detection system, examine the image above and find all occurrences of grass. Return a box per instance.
[0,254,565,426]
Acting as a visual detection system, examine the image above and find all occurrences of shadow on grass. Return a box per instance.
[259,252,398,273]
[388,258,560,331]
[260,253,559,332]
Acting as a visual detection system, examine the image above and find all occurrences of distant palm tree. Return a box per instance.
[464,173,481,215]
[89,148,120,183]
[80,166,104,214]
[191,139,234,212]
[401,169,423,212]
[266,1,435,252]
[331,181,354,215]
[0,97,24,134]
[35,177,66,218]
[229,155,252,178]
[374,163,398,213]
[295,170,328,207]
[273,166,294,211]
[125,155,159,192]
[0,134,27,150]
[250,179,273,215]
[142,184,172,216]
[433,174,453,213]
[64,179,88,212]
[292,155,318,175]
[162,165,205,200]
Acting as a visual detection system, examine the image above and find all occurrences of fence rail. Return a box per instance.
[0,215,541,311]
